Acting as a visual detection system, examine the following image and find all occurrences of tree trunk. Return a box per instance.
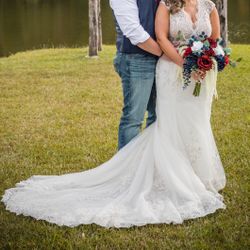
[97,0,102,51]
[88,0,98,57]
[213,0,228,45]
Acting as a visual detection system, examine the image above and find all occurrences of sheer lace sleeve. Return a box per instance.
[204,0,216,14]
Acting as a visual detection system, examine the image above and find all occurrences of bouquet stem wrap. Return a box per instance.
[193,80,202,96]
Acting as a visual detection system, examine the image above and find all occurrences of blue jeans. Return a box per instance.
[114,52,157,150]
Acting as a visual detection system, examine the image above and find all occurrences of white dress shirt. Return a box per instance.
[109,0,150,45]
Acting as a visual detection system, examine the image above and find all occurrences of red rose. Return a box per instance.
[205,48,215,56]
[197,55,213,71]
[225,55,230,65]
[207,38,217,48]
[184,47,192,57]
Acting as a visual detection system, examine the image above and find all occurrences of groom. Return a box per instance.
[110,0,163,149]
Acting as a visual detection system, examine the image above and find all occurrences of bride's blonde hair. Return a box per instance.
[165,0,185,14]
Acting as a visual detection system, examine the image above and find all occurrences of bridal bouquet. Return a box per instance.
[178,32,235,96]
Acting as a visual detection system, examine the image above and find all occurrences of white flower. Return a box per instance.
[213,45,225,56]
[191,41,204,52]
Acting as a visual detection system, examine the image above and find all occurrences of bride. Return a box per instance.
[2,0,226,228]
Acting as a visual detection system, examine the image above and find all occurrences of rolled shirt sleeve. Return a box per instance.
[110,0,150,45]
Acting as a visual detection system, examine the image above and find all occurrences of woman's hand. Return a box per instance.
[191,69,206,81]
[177,57,185,67]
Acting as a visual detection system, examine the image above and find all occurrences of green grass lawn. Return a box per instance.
[0,45,249,250]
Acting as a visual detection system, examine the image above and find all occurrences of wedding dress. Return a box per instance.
[2,0,226,228]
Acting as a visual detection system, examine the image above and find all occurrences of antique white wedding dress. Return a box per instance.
[2,0,226,228]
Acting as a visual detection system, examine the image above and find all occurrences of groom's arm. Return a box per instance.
[110,0,162,56]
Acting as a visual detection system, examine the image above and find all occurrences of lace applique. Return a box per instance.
[169,0,213,43]
[184,130,202,167]
[160,0,170,10]
[204,0,216,14]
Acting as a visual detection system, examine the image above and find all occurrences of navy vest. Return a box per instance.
[114,0,159,57]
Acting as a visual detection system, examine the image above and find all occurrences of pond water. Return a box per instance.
[0,0,249,57]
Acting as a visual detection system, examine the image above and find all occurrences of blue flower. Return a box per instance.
[216,55,226,71]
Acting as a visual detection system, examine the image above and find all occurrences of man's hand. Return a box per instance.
[137,37,163,57]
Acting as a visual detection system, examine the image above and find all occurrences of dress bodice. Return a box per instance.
[161,0,215,43]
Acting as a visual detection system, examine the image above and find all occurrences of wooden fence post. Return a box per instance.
[213,0,228,45]
[97,0,102,51]
[88,0,98,57]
